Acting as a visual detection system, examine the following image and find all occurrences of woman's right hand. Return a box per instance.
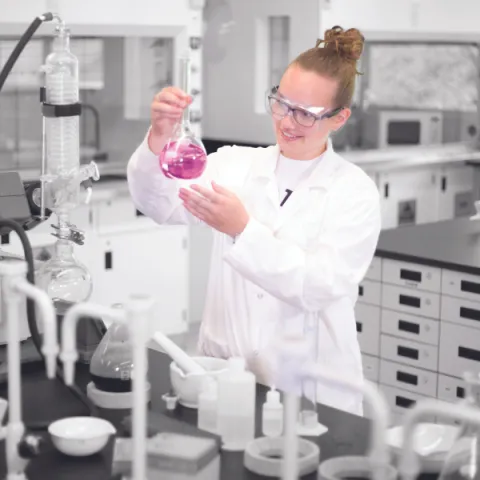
[148,86,192,154]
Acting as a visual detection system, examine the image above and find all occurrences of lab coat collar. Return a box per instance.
[251,138,340,190]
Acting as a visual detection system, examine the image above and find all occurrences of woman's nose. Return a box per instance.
[280,111,296,130]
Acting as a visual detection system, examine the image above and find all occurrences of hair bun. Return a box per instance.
[316,25,365,61]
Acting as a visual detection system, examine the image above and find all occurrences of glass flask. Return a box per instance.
[438,372,480,480]
[89,304,133,393]
[37,237,92,308]
[158,55,207,180]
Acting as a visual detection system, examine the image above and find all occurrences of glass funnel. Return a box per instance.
[438,372,480,480]
[89,304,133,393]
[158,55,207,180]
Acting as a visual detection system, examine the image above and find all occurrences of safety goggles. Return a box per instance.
[266,85,343,128]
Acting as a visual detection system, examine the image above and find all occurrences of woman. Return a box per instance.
[127,26,381,415]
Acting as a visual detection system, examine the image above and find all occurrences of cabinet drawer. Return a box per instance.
[439,322,480,378]
[358,280,381,306]
[379,385,433,420]
[438,374,467,403]
[382,259,441,293]
[355,304,380,356]
[441,295,480,330]
[95,197,139,231]
[379,359,437,397]
[442,270,480,303]
[381,309,439,346]
[382,284,440,319]
[362,354,379,383]
[380,334,438,371]
[365,257,382,281]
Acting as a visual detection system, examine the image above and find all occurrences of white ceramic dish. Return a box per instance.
[49,416,116,457]
[387,422,460,472]
[170,356,228,408]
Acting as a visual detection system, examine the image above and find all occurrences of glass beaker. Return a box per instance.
[89,304,133,393]
[158,55,207,180]
[438,372,480,480]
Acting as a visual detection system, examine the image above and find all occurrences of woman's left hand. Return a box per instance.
[179,181,250,236]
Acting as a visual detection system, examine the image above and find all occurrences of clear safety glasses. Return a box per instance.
[266,85,343,128]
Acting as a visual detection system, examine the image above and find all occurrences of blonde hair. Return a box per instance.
[291,26,365,107]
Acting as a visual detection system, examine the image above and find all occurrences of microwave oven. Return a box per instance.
[365,110,444,149]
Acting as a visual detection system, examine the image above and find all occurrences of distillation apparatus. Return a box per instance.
[36,19,99,309]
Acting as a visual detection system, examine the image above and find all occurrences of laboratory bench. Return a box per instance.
[358,217,480,426]
[0,349,379,480]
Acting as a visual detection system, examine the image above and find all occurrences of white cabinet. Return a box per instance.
[437,165,474,221]
[92,223,189,338]
[377,168,439,229]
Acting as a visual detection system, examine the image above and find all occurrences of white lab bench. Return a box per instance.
[358,217,480,425]
[0,179,189,339]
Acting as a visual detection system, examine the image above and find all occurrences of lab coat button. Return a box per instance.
[257,293,264,299]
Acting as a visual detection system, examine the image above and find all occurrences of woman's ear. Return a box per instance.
[330,107,351,132]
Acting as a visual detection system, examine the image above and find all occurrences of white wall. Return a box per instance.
[202,0,321,145]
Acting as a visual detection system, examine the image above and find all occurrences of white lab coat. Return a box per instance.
[127,134,381,415]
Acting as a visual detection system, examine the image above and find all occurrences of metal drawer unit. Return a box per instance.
[379,359,437,397]
[355,303,380,356]
[438,374,467,403]
[382,259,441,293]
[380,334,438,372]
[382,284,440,319]
[442,270,480,302]
[362,354,379,383]
[439,322,480,378]
[381,309,439,346]
[441,295,480,330]
[358,279,381,306]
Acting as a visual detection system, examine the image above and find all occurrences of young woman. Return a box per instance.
[127,26,380,415]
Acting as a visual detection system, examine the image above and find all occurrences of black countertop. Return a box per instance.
[0,350,439,479]
[376,217,480,276]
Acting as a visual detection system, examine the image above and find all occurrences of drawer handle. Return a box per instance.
[359,285,364,296]
[395,395,415,409]
[135,209,144,217]
[398,345,419,360]
[457,386,465,399]
[105,251,113,270]
[400,269,422,283]
[396,371,418,386]
[356,322,363,333]
[459,346,480,362]
[461,280,480,295]
[398,320,420,335]
[0,233,9,245]
[399,294,421,308]
[460,306,480,322]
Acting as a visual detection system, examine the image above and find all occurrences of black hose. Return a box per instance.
[0,13,53,93]
[0,219,98,427]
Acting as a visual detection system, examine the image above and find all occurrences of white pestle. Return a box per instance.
[152,331,206,375]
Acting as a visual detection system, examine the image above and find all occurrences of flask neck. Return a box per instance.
[53,26,71,53]
[179,56,191,128]
[54,238,74,260]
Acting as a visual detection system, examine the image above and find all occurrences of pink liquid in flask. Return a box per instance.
[159,140,207,180]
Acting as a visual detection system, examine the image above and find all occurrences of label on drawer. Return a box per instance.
[381,309,439,346]
[358,279,381,306]
[380,334,438,371]
[355,304,380,356]
[439,322,480,378]
[362,354,379,382]
[382,259,441,292]
[379,359,437,397]
[442,270,480,302]
[438,374,466,403]
[381,284,440,319]
[365,257,382,281]
[441,295,480,331]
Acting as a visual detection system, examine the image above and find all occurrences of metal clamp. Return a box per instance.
[51,224,85,245]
